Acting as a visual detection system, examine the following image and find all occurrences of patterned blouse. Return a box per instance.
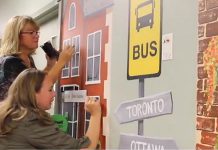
[0,55,36,101]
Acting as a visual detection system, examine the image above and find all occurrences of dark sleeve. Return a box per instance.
[4,57,27,80]
[25,118,90,149]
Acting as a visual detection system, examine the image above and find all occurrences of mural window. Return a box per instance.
[84,96,100,134]
[61,84,79,138]
[68,3,76,30]
[71,35,80,77]
[86,31,102,83]
[62,39,71,78]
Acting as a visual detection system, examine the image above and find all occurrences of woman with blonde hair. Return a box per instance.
[0,68,101,149]
[0,15,74,101]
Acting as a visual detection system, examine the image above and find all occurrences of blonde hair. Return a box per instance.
[0,16,39,56]
[0,68,52,135]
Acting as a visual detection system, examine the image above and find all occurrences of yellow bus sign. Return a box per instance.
[127,0,162,80]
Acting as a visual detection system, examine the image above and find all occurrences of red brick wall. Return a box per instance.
[197,0,218,149]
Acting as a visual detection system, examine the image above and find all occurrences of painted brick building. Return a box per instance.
[59,0,113,149]
[197,0,218,149]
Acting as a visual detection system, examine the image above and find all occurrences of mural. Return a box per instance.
[203,37,218,112]
[59,0,113,149]
[197,0,218,149]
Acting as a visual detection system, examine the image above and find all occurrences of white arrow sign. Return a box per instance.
[114,91,173,124]
[119,133,178,150]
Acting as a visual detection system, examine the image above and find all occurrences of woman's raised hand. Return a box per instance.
[58,45,75,65]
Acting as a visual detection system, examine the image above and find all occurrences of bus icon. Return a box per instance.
[135,0,155,32]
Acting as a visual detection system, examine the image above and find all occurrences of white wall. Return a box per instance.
[33,17,58,70]
[0,0,54,37]
[109,0,197,149]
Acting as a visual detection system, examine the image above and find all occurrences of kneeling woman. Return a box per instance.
[0,68,101,149]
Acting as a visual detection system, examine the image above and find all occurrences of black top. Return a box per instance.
[0,55,36,101]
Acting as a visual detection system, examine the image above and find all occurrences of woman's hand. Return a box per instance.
[44,55,57,72]
[58,45,75,65]
[85,97,101,117]
[84,97,101,149]
[47,45,75,83]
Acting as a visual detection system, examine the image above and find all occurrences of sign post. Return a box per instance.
[121,0,176,149]
[127,0,162,136]
[115,91,173,124]
[119,134,178,150]
[115,91,178,149]
[138,78,144,135]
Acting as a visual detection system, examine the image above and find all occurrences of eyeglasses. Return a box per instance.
[20,31,40,36]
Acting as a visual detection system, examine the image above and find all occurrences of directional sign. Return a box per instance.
[127,0,162,79]
[63,90,87,102]
[114,91,172,124]
[119,134,178,150]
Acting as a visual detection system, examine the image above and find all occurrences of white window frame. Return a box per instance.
[61,84,79,138]
[86,30,102,84]
[61,39,71,78]
[68,2,76,30]
[68,102,79,138]
[71,35,80,77]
